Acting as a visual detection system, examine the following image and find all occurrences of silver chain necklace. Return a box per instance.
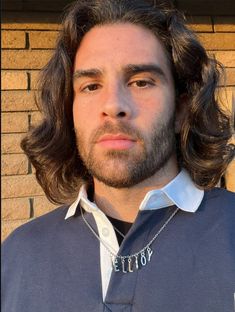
[110,222,126,239]
[80,206,179,273]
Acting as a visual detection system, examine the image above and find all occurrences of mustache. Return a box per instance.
[90,121,144,143]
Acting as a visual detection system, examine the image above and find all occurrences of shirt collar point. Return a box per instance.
[139,169,204,212]
[64,184,100,220]
[173,188,204,213]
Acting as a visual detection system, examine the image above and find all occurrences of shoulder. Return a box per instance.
[199,187,235,220]
[203,187,235,207]
[2,205,70,253]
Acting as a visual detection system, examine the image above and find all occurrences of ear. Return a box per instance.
[174,93,188,134]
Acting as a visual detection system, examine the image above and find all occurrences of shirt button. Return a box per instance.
[102,227,109,237]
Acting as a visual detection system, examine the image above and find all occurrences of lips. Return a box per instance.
[97,134,136,150]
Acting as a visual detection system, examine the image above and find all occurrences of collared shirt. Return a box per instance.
[3,180,235,311]
[65,169,204,299]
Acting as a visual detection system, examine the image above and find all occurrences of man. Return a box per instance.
[2,1,235,311]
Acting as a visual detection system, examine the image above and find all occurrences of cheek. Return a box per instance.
[73,99,89,128]
[151,91,175,121]
[73,102,96,144]
[73,94,100,121]
[72,98,80,125]
[136,97,165,124]
[72,104,77,127]
[137,98,174,136]
[73,104,87,144]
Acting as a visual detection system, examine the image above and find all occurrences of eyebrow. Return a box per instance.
[124,64,168,82]
[73,63,168,82]
[73,68,102,81]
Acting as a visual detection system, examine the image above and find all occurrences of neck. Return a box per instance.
[93,157,179,222]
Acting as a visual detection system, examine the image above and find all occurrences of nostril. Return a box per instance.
[118,111,126,117]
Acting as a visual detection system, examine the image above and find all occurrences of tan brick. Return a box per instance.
[30,70,40,89]
[29,31,59,49]
[214,16,235,32]
[1,133,25,154]
[198,33,235,50]
[30,111,43,127]
[2,198,30,220]
[219,68,235,87]
[33,196,57,217]
[2,175,44,199]
[1,219,31,242]
[186,16,213,32]
[217,86,235,114]
[225,160,235,192]
[2,30,26,48]
[2,50,53,69]
[2,112,28,133]
[2,90,37,111]
[211,51,235,67]
[2,154,28,175]
[1,71,28,90]
[225,68,235,86]
[2,23,61,31]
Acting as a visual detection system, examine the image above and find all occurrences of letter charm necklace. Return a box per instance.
[81,207,179,273]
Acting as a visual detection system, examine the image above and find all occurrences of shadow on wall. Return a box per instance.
[2,0,235,17]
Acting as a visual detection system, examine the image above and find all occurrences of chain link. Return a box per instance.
[80,206,179,260]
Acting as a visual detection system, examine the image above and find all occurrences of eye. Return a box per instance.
[81,83,100,92]
[129,79,155,88]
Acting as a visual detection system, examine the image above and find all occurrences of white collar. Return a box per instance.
[65,169,204,220]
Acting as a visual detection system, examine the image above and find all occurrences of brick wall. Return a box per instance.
[1,18,60,241]
[1,14,235,241]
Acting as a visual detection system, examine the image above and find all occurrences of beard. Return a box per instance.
[75,115,176,188]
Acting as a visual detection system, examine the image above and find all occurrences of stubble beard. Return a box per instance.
[75,116,176,189]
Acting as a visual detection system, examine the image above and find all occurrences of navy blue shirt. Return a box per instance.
[2,188,235,312]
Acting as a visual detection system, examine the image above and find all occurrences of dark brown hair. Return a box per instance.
[21,0,235,204]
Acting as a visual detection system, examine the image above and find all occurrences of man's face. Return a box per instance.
[73,23,177,188]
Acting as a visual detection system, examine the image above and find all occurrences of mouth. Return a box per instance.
[97,134,136,150]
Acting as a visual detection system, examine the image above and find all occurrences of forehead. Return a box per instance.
[73,23,171,74]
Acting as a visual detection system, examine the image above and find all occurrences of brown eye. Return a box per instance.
[129,79,154,88]
[135,80,148,87]
[82,83,100,92]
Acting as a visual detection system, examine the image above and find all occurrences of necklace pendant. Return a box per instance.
[128,257,133,272]
[121,257,127,273]
[140,251,147,266]
[112,257,120,272]
[139,247,153,267]
[134,255,139,270]
[112,247,154,273]
[147,246,153,262]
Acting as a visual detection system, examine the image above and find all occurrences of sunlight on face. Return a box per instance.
[73,23,176,188]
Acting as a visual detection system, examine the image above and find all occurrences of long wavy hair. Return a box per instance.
[21,0,235,204]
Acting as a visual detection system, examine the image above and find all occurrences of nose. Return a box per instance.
[102,85,133,119]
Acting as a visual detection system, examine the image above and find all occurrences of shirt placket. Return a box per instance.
[102,211,155,310]
[92,210,120,300]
